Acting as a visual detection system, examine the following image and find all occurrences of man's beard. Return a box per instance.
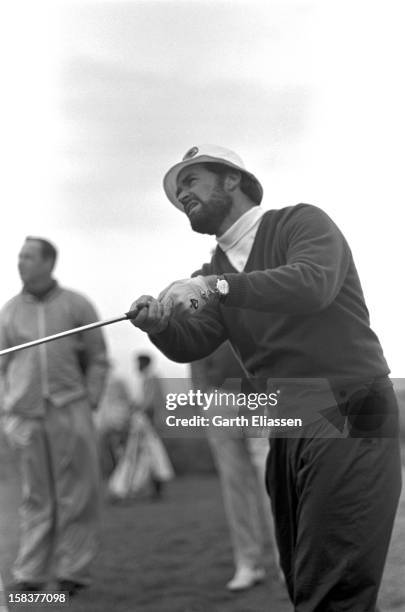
[187,182,232,235]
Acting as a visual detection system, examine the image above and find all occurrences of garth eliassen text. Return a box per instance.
[165,414,303,428]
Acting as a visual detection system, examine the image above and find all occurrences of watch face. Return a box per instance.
[217,278,229,295]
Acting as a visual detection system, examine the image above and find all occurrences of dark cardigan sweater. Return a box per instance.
[150,204,389,385]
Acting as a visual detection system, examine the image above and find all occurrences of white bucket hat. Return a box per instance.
[163,144,263,210]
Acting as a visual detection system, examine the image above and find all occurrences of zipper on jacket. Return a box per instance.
[37,303,50,398]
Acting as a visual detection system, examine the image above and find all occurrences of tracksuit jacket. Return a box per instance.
[0,283,108,415]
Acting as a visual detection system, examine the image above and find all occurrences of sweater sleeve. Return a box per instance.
[222,204,351,314]
[149,302,228,363]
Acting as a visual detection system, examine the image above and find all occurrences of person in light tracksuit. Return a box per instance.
[0,237,109,596]
[191,341,280,591]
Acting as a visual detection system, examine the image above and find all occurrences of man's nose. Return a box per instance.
[178,190,192,206]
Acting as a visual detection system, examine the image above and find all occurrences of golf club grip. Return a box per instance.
[125,305,143,319]
[125,298,158,319]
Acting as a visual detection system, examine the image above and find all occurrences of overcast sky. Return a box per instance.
[1,1,404,389]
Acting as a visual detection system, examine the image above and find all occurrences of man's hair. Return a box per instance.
[201,162,260,205]
[26,236,58,266]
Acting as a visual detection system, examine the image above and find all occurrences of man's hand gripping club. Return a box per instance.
[129,276,217,333]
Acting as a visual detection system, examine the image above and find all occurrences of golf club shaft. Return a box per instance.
[0,308,141,357]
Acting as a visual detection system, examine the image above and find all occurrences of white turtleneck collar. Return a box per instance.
[216,206,265,271]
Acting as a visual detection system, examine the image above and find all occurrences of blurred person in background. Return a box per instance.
[94,373,132,479]
[108,353,173,501]
[0,237,108,596]
[191,341,280,591]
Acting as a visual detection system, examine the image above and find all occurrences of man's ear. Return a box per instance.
[223,170,241,192]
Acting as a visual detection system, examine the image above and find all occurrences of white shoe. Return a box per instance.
[226,566,266,591]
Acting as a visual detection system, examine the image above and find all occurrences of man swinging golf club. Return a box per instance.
[129,144,401,612]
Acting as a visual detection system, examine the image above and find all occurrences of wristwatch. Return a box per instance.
[191,275,230,310]
[215,276,230,302]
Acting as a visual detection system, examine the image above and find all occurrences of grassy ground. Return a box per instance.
[1,443,404,612]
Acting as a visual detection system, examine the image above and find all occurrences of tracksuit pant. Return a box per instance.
[4,398,101,585]
[266,383,402,611]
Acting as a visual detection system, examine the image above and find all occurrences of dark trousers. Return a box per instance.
[266,385,402,612]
